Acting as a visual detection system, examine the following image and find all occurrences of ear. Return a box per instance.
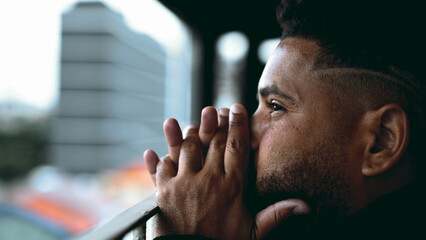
[361,104,409,176]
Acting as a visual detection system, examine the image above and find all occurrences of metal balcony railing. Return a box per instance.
[72,194,159,240]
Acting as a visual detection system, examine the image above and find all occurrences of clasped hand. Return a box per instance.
[144,104,309,240]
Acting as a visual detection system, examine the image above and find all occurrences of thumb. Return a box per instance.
[254,199,310,239]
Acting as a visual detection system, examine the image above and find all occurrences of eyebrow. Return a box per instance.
[258,85,298,105]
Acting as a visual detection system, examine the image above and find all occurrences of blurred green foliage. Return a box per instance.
[0,117,48,181]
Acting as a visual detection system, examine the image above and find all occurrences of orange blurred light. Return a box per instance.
[22,196,95,234]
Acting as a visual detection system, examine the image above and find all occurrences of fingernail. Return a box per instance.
[202,107,212,115]
[143,149,149,157]
[219,108,229,117]
[292,205,310,215]
[230,104,243,114]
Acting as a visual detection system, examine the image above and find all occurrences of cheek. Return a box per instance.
[256,125,300,172]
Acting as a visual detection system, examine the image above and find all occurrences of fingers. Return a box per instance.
[218,108,230,127]
[182,124,199,138]
[164,118,183,164]
[144,149,160,185]
[156,155,178,186]
[224,104,250,178]
[161,106,242,178]
[199,107,218,147]
[255,199,310,239]
[178,126,203,175]
[203,109,229,173]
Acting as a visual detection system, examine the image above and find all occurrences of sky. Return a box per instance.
[0,0,185,111]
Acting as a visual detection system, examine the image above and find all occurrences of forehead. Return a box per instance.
[258,38,319,92]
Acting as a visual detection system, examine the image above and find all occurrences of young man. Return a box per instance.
[144,0,425,239]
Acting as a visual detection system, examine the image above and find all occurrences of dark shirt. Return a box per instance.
[155,182,425,239]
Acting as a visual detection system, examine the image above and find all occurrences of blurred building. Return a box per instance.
[48,1,167,171]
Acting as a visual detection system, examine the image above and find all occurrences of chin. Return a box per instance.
[251,173,307,211]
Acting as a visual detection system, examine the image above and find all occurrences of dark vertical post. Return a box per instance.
[200,34,217,109]
[244,37,265,115]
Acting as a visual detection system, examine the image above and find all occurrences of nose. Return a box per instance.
[250,108,263,150]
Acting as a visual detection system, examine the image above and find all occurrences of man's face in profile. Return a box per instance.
[250,37,360,214]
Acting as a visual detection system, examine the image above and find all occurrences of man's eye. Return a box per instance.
[266,101,285,112]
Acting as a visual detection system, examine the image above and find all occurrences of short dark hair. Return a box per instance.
[276,0,425,173]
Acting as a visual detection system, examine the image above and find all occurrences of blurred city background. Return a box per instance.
[0,0,281,239]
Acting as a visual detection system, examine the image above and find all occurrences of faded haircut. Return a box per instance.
[276,0,425,174]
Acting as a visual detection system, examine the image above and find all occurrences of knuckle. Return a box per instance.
[156,160,165,173]
[210,138,227,150]
[226,138,247,153]
[162,156,174,167]
[182,138,200,152]
[161,154,171,162]
[183,125,199,137]
[273,204,283,223]
[182,134,201,148]
[229,117,241,127]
